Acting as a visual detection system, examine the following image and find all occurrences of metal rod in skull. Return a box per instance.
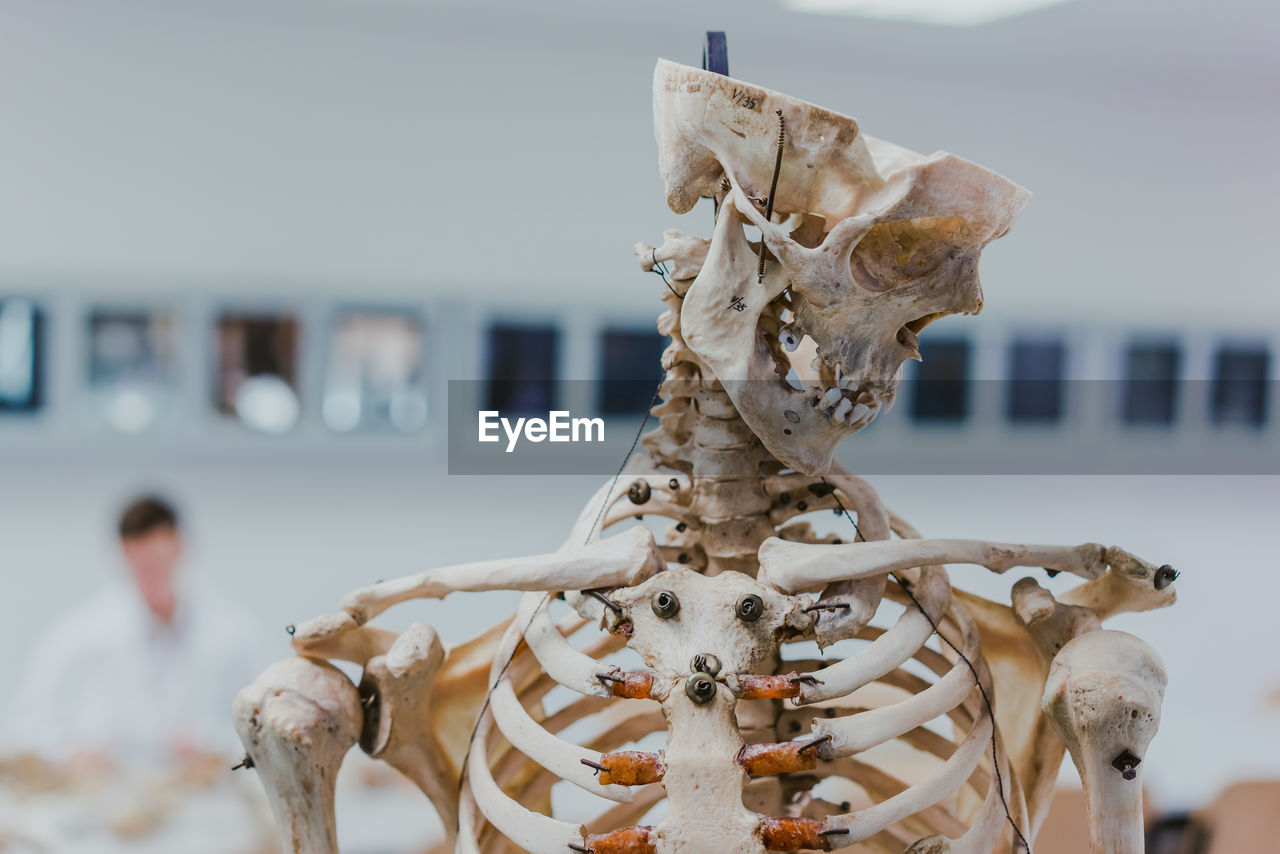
[233,59,1175,854]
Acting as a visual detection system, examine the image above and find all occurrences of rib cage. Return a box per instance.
[233,364,1170,853]
[452,486,1029,853]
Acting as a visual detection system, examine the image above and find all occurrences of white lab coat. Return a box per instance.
[8,577,273,763]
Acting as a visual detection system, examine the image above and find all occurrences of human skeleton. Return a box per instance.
[234,59,1175,854]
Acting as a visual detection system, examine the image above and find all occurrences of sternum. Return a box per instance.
[655,691,764,854]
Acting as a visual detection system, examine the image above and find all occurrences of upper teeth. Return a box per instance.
[803,383,878,427]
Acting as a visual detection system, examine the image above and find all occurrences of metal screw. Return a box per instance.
[756,110,786,283]
[691,653,721,676]
[651,590,680,619]
[627,479,652,505]
[1112,749,1141,780]
[736,593,765,622]
[802,601,851,614]
[685,672,717,705]
[1154,564,1179,590]
[584,588,622,615]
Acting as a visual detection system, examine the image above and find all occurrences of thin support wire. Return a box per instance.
[454,375,666,839]
[818,475,1033,854]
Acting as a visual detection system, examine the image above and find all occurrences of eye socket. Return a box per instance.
[735,593,764,622]
[651,590,680,619]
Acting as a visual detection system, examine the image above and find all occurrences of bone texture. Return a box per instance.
[1043,631,1167,854]
[232,58,1173,854]
[232,657,362,854]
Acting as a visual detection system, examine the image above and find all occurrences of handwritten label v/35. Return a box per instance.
[729,87,762,111]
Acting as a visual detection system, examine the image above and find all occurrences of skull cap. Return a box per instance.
[654,59,1030,244]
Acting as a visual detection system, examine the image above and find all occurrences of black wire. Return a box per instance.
[650,260,683,300]
[452,595,551,837]
[583,377,664,541]
[818,476,1033,854]
[454,376,665,838]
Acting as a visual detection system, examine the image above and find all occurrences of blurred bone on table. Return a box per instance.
[0,752,444,854]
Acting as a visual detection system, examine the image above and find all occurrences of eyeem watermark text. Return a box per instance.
[478,410,605,453]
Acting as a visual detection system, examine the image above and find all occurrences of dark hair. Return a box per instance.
[118,495,180,540]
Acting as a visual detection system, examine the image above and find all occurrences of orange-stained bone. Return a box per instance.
[737,741,818,776]
[759,816,835,851]
[607,671,656,699]
[597,750,667,786]
[583,824,656,854]
[736,672,810,700]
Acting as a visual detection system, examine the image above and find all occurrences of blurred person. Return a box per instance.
[8,495,269,776]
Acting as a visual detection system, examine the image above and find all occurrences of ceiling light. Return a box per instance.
[782,0,1073,27]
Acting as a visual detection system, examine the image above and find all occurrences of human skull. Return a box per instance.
[653,60,1030,474]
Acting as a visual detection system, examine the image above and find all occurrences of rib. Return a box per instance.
[826,711,993,845]
[813,618,981,759]
[466,708,587,854]
[488,676,633,802]
[795,566,951,704]
[515,592,619,698]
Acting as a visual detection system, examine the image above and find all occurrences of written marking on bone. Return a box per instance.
[729,87,762,111]
[728,296,747,312]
